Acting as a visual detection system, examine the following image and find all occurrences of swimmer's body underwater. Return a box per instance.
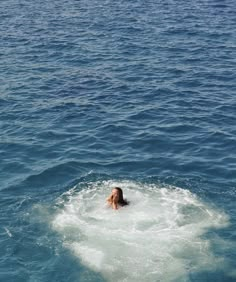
[106,187,128,210]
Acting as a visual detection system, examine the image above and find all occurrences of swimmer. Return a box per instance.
[106,187,128,210]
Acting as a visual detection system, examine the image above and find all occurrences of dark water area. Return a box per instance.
[1,0,236,281]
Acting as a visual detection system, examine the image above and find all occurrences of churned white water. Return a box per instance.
[52,180,229,282]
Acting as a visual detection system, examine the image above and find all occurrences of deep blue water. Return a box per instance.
[1,0,236,281]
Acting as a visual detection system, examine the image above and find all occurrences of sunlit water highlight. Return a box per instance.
[52,180,229,282]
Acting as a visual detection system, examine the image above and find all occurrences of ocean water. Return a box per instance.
[1,0,236,281]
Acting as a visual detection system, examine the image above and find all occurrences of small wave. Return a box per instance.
[52,180,229,282]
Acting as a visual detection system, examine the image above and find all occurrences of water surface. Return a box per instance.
[1,0,236,281]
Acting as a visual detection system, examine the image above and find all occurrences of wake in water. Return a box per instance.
[52,180,229,282]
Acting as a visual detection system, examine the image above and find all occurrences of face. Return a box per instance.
[112,188,119,199]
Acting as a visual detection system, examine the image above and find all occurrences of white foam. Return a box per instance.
[4,227,13,238]
[52,180,229,282]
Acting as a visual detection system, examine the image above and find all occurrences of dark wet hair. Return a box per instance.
[114,187,128,206]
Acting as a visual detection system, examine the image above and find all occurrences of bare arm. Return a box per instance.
[112,194,119,210]
[107,194,113,205]
[106,193,119,210]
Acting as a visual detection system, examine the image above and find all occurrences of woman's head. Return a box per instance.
[112,187,128,206]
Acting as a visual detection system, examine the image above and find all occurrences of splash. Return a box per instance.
[52,180,229,282]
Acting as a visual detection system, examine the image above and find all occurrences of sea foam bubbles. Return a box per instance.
[52,180,229,282]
